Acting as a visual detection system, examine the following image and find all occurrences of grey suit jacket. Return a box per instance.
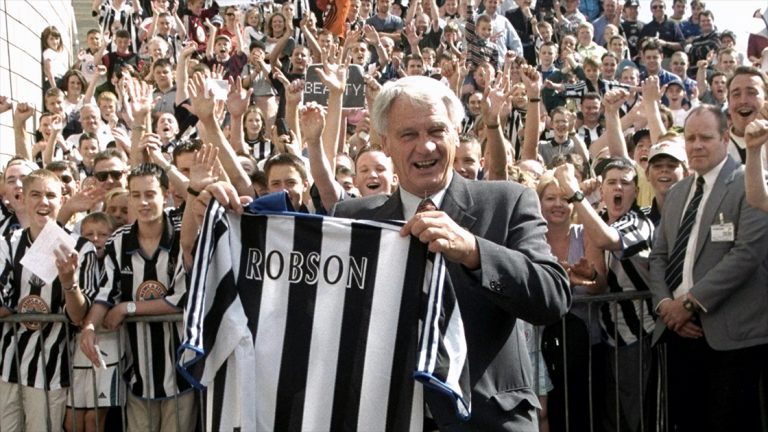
[333,174,570,431]
[649,156,768,350]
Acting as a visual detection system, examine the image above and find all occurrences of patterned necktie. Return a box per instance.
[665,176,706,291]
[416,198,437,214]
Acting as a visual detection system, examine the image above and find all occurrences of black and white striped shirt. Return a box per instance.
[180,202,471,431]
[0,231,98,390]
[0,201,20,238]
[601,207,655,347]
[94,212,190,399]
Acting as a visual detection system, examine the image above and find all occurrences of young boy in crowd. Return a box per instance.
[0,169,98,431]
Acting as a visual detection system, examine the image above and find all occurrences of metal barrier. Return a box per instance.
[0,313,199,432]
[0,292,666,432]
[534,291,666,432]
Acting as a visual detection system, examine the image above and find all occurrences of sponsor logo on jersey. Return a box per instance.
[136,280,167,301]
[18,295,50,330]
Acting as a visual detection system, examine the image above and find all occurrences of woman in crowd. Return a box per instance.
[42,25,69,91]
[537,170,606,432]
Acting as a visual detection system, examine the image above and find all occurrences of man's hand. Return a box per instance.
[54,244,78,288]
[103,303,128,330]
[641,76,661,102]
[188,142,221,193]
[317,45,349,94]
[191,181,253,225]
[187,72,216,120]
[299,102,327,144]
[658,297,703,338]
[745,118,768,149]
[401,211,480,269]
[519,64,541,99]
[602,88,630,114]
[80,324,102,368]
[0,96,11,114]
[227,76,253,118]
[553,163,581,198]
[13,102,34,126]
[284,79,305,108]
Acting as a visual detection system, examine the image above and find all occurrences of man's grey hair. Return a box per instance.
[370,76,465,135]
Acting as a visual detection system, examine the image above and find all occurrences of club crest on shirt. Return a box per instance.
[136,280,167,301]
[18,295,50,331]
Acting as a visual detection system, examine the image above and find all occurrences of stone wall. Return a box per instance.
[0,1,77,164]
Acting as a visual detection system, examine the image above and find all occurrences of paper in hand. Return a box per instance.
[20,221,76,285]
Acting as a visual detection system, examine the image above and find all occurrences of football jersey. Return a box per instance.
[0,230,98,390]
[94,213,191,399]
[179,200,471,431]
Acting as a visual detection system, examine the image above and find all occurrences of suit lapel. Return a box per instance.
[441,175,478,231]
[693,157,738,262]
[666,176,692,245]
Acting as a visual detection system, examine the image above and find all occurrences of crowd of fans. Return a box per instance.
[0,0,767,430]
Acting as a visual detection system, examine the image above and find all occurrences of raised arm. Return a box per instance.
[188,72,254,197]
[555,164,622,250]
[482,74,511,179]
[175,42,198,104]
[12,103,35,161]
[226,77,253,154]
[602,88,631,159]
[745,118,768,211]
[520,65,542,162]
[640,76,667,144]
[316,45,349,168]
[304,103,343,211]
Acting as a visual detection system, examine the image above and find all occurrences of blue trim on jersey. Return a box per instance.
[176,343,206,390]
[413,371,471,421]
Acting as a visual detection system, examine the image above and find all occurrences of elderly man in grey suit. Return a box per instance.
[332,76,570,430]
[649,105,768,432]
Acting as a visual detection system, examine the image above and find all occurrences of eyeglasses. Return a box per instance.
[94,170,123,182]
[226,12,236,16]
[60,175,73,183]
[651,4,664,9]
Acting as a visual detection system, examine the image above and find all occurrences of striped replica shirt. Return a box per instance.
[0,230,99,390]
[0,201,20,237]
[180,201,470,431]
[95,213,190,399]
[601,207,656,347]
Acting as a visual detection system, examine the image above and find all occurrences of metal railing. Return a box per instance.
[0,291,666,432]
[0,313,199,432]
[534,291,666,432]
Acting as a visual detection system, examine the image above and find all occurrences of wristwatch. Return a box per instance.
[682,298,697,312]
[126,301,137,316]
[567,190,585,204]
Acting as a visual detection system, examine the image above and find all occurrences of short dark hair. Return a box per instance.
[45,160,80,182]
[249,40,266,52]
[600,158,638,185]
[93,149,127,167]
[127,163,169,190]
[172,139,202,165]
[115,29,131,39]
[264,153,308,182]
[152,58,173,70]
[726,66,768,99]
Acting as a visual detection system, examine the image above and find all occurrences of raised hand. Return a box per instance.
[227,76,253,118]
[13,102,35,125]
[0,96,11,114]
[284,78,305,108]
[602,88,630,113]
[745,118,768,150]
[299,102,327,144]
[187,72,216,120]
[188,142,221,193]
[482,72,508,123]
[641,75,661,102]
[317,45,349,94]
[519,64,542,98]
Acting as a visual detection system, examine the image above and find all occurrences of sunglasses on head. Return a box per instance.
[94,170,123,182]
